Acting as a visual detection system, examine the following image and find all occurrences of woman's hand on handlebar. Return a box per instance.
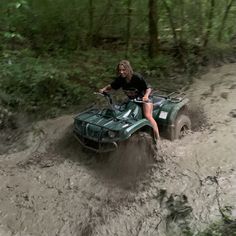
[99,85,112,94]
[99,88,105,94]
[142,96,149,102]
[96,90,109,97]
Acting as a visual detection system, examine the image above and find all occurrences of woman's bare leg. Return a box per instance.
[143,103,160,140]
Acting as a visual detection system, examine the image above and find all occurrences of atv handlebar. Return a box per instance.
[94,91,113,106]
[130,98,151,104]
[94,91,110,97]
[94,92,151,104]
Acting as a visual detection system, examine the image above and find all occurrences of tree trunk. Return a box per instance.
[91,0,113,46]
[87,0,94,46]
[162,0,179,47]
[179,0,185,42]
[162,0,185,63]
[197,0,204,39]
[217,0,235,42]
[148,0,159,58]
[202,0,215,48]
[126,0,132,58]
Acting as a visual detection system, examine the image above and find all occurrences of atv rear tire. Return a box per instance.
[174,114,191,139]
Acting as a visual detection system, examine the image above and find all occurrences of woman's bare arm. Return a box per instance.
[99,84,112,93]
[143,88,152,101]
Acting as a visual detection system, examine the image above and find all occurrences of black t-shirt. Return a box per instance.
[110,73,150,98]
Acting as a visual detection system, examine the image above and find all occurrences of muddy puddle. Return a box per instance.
[0,63,236,236]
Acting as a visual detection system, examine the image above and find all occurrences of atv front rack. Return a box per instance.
[73,117,121,153]
[73,131,118,153]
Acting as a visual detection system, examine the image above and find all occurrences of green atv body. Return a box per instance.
[73,91,191,152]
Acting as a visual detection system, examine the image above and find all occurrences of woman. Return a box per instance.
[99,60,160,142]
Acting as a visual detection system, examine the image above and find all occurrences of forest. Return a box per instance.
[0,0,235,118]
[0,1,236,235]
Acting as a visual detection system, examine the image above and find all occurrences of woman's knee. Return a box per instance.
[144,114,153,120]
[143,103,153,112]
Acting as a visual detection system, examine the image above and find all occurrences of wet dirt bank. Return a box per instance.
[0,63,236,236]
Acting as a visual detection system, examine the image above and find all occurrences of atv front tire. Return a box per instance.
[109,132,155,179]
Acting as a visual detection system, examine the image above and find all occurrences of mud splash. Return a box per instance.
[0,63,236,236]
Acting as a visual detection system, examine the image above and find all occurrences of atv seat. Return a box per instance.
[152,96,165,108]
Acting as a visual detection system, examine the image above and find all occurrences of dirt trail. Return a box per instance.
[0,63,236,236]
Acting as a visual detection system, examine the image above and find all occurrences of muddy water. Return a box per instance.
[0,63,236,236]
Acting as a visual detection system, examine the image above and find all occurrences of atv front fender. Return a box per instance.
[121,119,153,140]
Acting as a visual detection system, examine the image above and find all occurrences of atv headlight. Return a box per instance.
[107,130,117,138]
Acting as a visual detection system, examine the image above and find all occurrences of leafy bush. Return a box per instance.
[0,105,14,129]
[0,51,84,115]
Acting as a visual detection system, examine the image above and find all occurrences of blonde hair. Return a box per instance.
[116,60,133,80]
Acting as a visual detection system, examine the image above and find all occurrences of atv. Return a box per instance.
[73,91,191,153]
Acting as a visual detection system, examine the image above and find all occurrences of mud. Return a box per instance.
[0,63,236,236]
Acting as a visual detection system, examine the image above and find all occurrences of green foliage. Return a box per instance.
[0,105,14,129]
[1,0,235,52]
[196,219,236,236]
[0,0,235,118]
[0,48,188,117]
[0,51,84,116]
